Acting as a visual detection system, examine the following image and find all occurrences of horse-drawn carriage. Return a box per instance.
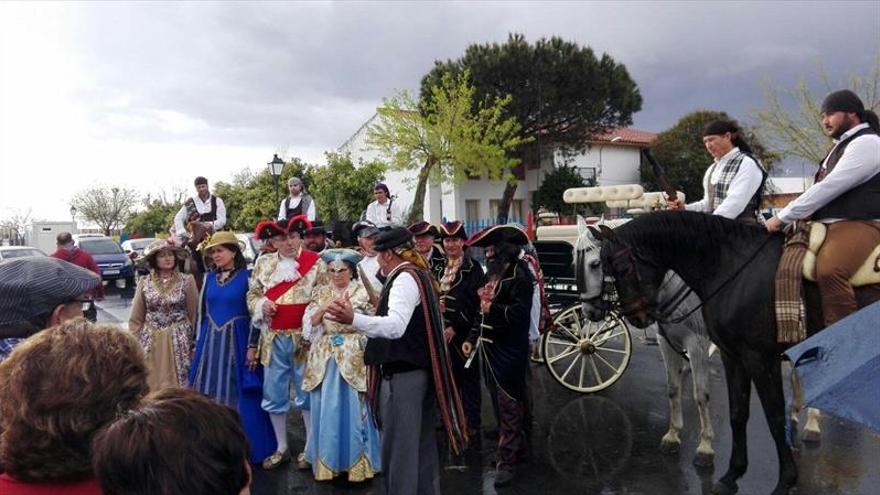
[533,227,634,394]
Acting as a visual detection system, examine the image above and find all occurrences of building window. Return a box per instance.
[465,200,480,222]
[578,167,597,182]
[489,199,524,221]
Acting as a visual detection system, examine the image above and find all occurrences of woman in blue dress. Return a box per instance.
[189,231,277,464]
[302,249,381,482]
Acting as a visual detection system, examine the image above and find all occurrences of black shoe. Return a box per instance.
[494,469,515,487]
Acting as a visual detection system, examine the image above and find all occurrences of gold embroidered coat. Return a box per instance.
[302,280,373,392]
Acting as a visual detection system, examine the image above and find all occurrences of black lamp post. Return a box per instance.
[267,154,285,208]
[69,205,77,234]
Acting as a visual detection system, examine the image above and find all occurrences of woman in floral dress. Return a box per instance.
[302,248,381,482]
[129,240,198,390]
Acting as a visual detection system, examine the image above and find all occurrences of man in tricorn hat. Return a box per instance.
[247,215,328,471]
[325,226,467,495]
[766,89,880,327]
[462,224,534,488]
[408,220,446,276]
[437,220,485,449]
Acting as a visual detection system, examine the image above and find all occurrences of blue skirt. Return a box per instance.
[305,359,382,481]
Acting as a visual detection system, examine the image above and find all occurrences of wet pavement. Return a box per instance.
[97,296,879,494]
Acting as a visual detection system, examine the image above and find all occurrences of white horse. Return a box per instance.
[576,217,716,467]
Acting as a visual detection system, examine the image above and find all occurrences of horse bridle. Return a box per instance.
[603,242,660,320]
[576,244,619,313]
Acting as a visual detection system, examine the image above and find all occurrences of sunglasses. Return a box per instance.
[329,267,350,274]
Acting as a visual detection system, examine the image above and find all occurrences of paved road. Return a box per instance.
[97,296,879,494]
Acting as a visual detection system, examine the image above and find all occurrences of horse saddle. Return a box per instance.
[802,223,880,286]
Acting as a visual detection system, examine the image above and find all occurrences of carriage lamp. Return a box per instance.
[267,154,285,207]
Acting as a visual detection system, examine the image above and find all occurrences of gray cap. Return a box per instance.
[0,257,101,326]
[352,220,380,239]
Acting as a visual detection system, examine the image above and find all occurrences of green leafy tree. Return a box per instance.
[216,158,315,232]
[310,152,387,225]
[421,33,642,222]
[755,53,880,164]
[532,166,603,217]
[71,186,140,236]
[125,190,184,237]
[640,110,778,203]
[367,70,528,223]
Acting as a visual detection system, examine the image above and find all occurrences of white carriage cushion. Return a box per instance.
[564,184,644,204]
[802,222,880,286]
[535,225,580,246]
[606,191,685,209]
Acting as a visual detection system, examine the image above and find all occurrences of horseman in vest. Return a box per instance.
[766,90,880,327]
[173,176,227,241]
[667,119,767,225]
[277,177,317,223]
[247,215,328,471]
[324,226,467,495]
[172,176,226,286]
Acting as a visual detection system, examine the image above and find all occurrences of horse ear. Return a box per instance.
[577,215,587,235]
[587,226,602,241]
[598,224,617,240]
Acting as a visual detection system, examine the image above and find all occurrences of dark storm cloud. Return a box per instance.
[67,1,880,154]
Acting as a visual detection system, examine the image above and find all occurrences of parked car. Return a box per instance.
[0,245,47,261]
[121,237,157,259]
[73,234,135,290]
[235,233,259,269]
[121,237,156,276]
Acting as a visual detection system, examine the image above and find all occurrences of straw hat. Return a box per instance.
[138,240,188,266]
[200,231,246,252]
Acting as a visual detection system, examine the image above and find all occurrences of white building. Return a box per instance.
[338,113,656,225]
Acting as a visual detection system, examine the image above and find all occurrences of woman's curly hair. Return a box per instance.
[0,318,148,482]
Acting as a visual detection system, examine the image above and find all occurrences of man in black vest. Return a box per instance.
[173,176,227,239]
[277,177,317,223]
[766,89,880,326]
[325,227,467,495]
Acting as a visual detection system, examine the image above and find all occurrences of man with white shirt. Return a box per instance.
[352,220,382,304]
[364,182,403,227]
[173,176,227,239]
[667,119,766,224]
[325,227,467,495]
[277,177,317,223]
[766,90,880,326]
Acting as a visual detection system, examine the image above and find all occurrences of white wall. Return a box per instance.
[557,144,642,186]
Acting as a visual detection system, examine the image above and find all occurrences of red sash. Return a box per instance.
[265,250,320,331]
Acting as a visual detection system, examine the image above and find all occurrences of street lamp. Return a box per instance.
[267,154,285,208]
[597,135,623,183]
[69,205,77,234]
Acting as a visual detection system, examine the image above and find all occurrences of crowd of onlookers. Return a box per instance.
[0,179,548,494]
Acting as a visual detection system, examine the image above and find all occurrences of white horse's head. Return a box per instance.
[576,216,630,321]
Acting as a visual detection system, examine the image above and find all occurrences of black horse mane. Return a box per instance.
[612,210,771,261]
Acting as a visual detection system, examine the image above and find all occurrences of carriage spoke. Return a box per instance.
[548,346,580,365]
[593,329,627,346]
[587,355,603,385]
[592,320,622,339]
[595,347,628,355]
[547,335,578,347]
[578,355,586,389]
[595,351,621,373]
[559,351,581,382]
[557,323,581,342]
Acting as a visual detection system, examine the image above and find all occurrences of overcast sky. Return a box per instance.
[1,1,878,221]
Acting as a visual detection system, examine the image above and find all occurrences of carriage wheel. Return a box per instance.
[542,305,632,393]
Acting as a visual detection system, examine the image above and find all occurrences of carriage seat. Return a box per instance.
[802,222,880,286]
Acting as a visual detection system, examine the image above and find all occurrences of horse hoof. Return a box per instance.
[693,452,714,468]
[658,440,680,455]
[710,480,738,495]
[802,429,820,444]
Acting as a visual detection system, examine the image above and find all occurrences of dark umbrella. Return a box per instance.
[784,300,880,433]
